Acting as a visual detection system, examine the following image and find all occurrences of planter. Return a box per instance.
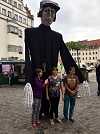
[80,68,89,81]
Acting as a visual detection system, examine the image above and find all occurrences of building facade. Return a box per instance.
[80,39,100,65]
[58,39,100,66]
[0,0,34,61]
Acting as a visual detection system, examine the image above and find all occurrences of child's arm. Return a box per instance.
[34,77,46,90]
[64,76,75,95]
[46,83,49,100]
[65,83,75,95]
[73,76,79,93]
[74,84,79,93]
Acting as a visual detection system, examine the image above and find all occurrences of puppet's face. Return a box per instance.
[41,7,56,26]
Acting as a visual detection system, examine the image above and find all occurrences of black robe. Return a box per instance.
[25,24,85,84]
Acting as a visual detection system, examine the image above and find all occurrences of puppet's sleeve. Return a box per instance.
[60,35,85,83]
[25,29,33,84]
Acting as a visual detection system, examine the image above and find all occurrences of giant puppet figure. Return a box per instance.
[25,0,85,84]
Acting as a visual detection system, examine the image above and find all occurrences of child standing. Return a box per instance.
[31,69,48,130]
[46,67,64,126]
[62,67,79,123]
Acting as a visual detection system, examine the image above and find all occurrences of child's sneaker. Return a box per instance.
[31,124,38,130]
[69,117,74,123]
[55,118,62,123]
[61,117,68,122]
[36,121,43,127]
[50,119,55,126]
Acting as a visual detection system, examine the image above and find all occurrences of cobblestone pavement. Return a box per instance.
[0,81,100,134]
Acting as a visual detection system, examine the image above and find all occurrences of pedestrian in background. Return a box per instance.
[46,67,64,126]
[31,69,48,130]
[8,69,14,87]
[62,67,79,123]
[60,66,67,81]
[96,64,100,96]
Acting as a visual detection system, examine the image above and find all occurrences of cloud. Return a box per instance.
[23,0,100,42]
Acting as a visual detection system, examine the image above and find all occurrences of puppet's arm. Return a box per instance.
[60,36,85,83]
[25,29,33,84]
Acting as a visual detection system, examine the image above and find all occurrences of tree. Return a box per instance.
[66,41,86,67]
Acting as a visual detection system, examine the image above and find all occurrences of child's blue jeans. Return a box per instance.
[63,95,76,118]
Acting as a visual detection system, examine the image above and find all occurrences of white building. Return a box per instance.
[0,0,34,61]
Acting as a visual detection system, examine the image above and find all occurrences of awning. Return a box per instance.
[0,60,25,63]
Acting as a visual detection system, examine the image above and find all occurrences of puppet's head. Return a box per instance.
[37,0,60,26]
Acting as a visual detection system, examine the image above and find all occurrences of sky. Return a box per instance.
[23,0,100,42]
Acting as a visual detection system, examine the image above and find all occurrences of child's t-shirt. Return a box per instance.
[48,76,62,97]
[64,75,79,97]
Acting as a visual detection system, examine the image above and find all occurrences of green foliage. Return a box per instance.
[65,41,86,51]
[65,41,86,67]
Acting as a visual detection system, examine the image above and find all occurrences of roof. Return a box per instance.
[85,39,100,48]
[24,5,34,19]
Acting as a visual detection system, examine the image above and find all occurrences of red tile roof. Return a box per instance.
[24,6,34,19]
[85,39,100,48]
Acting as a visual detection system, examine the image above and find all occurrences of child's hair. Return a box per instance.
[69,67,75,71]
[34,68,42,76]
[52,67,58,72]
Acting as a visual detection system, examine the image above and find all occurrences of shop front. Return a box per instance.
[0,60,25,85]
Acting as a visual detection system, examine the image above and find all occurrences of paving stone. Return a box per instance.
[0,82,100,133]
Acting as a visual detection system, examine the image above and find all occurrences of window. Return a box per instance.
[15,14,18,20]
[8,45,23,53]
[19,46,23,53]
[14,1,17,7]
[89,52,91,55]
[86,57,87,60]
[89,57,91,60]
[1,58,7,60]
[23,18,26,24]
[19,29,22,37]
[10,26,14,32]
[8,45,13,52]
[19,16,22,22]
[7,25,14,33]
[93,57,94,60]
[96,52,97,54]
[93,52,94,54]
[8,0,12,4]
[78,52,80,55]
[2,8,6,15]
[14,27,18,34]
[83,58,84,60]
[8,11,11,18]
[3,0,7,2]
[18,4,21,10]
[83,53,84,55]
[86,53,87,55]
